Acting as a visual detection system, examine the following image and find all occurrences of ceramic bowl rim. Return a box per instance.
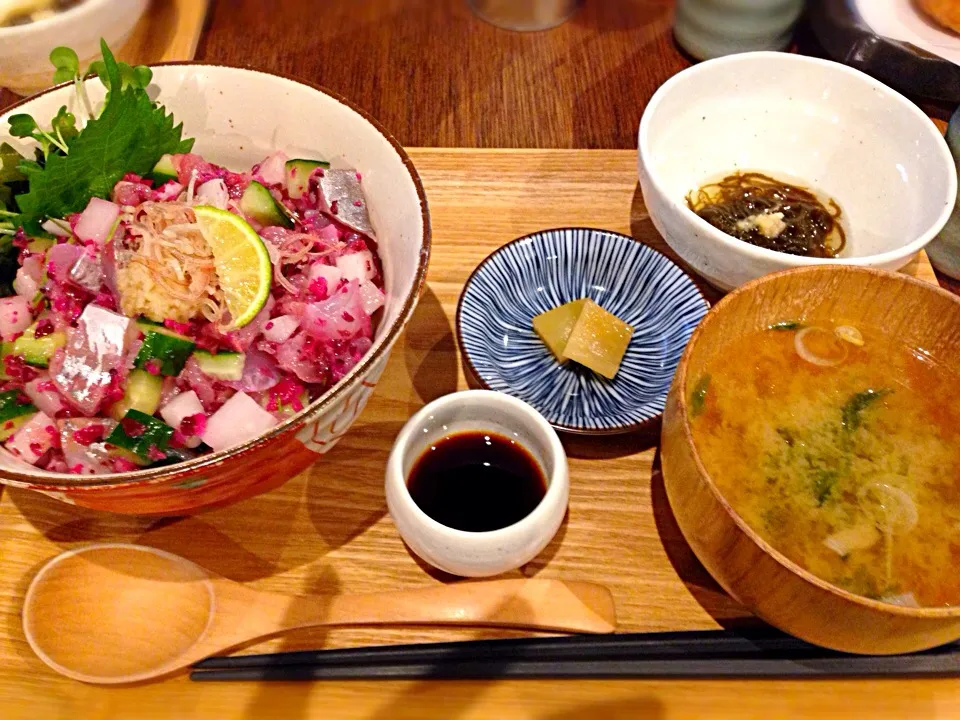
[638,51,958,268]
[674,263,960,619]
[0,61,431,489]
[455,227,709,436]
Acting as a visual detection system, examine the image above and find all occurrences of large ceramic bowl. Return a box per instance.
[638,52,957,291]
[661,265,960,654]
[0,65,430,515]
[0,0,149,95]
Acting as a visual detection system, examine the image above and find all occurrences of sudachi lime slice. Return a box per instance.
[193,206,273,329]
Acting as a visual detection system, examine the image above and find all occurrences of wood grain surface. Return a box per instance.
[0,149,954,720]
[194,0,685,150]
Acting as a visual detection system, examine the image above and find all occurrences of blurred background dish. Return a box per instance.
[0,0,148,95]
[638,51,957,291]
[466,0,581,32]
[928,106,960,279]
[809,0,960,104]
[673,0,804,60]
[457,228,708,435]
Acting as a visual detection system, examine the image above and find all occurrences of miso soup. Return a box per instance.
[690,321,960,607]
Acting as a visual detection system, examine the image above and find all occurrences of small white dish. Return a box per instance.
[386,390,569,578]
[638,51,957,291]
[0,0,149,95]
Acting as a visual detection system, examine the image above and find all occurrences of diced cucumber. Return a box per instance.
[239,180,294,228]
[105,409,174,459]
[150,154,178,185]
[135,327,195,376]
[13,323,67,368]
[0,342,13,380]
[136,317,163,331]
[193,350,245,381]
[0,390,37,440]
[285,159,329,200]
[109,370,164,420]
[147,445,200,467]
[26,237,54,254]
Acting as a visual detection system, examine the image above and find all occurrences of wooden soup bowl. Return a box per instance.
[661,265,960,654]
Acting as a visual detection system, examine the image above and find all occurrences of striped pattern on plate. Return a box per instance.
[456,228,709,433]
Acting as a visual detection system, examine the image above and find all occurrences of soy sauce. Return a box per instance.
[408,431,547,532]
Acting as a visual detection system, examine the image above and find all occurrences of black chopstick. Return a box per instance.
[190,629,960,681]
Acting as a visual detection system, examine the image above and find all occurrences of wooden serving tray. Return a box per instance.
[0,149,953,719]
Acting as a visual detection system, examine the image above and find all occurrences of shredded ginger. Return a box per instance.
[116,202,226,324]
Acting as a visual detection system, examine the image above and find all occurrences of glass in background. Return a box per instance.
[467,0,583,32]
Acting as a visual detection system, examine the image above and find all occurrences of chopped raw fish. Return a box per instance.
[317,169,376,237]
[255,151,288,186]
[24,375,67,417]
[52,305,137,415]
[302,280,370,342]
[68,252,105,293]
[2,149,383,474]
[58,418,126,474]
[6,412,57,465]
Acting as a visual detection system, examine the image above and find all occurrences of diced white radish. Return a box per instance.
[41,218,71,237]
[263,314,299,343]
[257,151,289,186]
[160,390,204,428]
[24,377,67,417]
[13,269,38,299]
[75,197,120,244]
[5,412,56,465]
[308,262,343,284]
[335,251,375,283]
[196,178,228,209]
[0,296,33,341]
[160,390,205,449]
[201,391,277,451]
[14,255,43,298]
[154,181,184,201]
[358,281,385,315]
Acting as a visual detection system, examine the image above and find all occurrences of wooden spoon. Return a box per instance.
[22,543,616,684]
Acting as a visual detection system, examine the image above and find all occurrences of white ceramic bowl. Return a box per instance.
[0,64,430,515]
[638,51,957,291]
[386,391,569,578]
[0,0,148,95]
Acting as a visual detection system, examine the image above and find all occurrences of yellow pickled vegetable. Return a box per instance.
[562,300,633,379]
[532,299,587,361]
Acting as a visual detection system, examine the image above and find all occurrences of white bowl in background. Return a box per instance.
[386,391,569,578]
[0,0,148,95]
[638,51,957,291]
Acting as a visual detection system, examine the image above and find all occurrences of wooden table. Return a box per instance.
[0,150,956,720]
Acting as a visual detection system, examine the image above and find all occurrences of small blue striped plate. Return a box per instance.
[456,228,709,434]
